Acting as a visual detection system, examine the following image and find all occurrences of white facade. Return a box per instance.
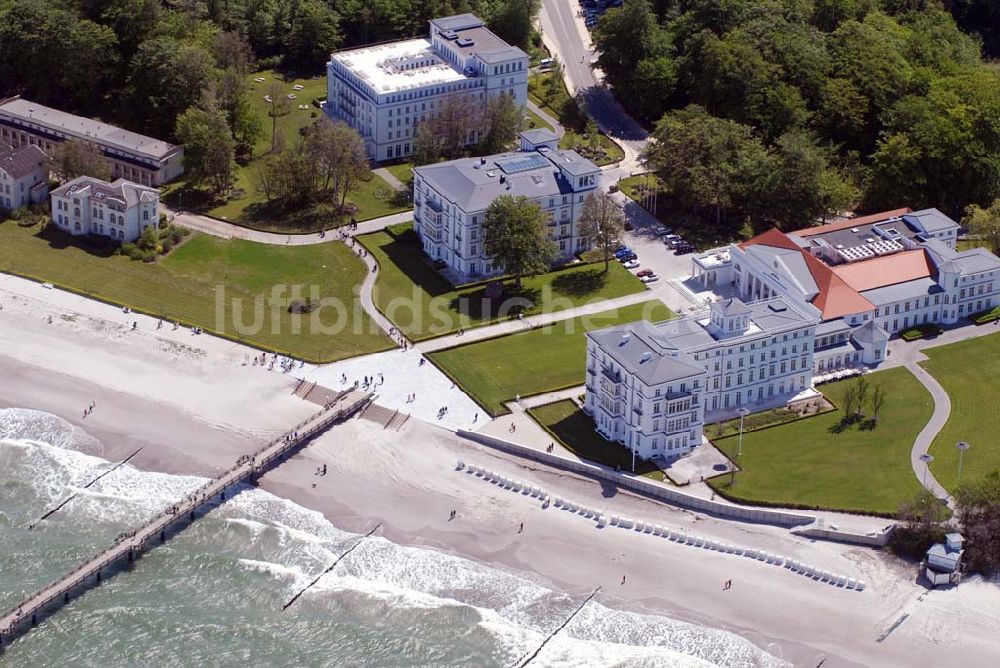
[585,297,817,461]
[413,142,600,283]
[692,208,1000,375]
[0,142,48,212]
[50,176,159,242]
[326,14,528,161]
[0,96,183,186]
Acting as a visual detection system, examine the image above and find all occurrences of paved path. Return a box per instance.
[905,361,956,508]
[373,167,407,192]
[539,0,649,172]
[526,99,565,139]
[164,205,412,245]
[415,289,657,353]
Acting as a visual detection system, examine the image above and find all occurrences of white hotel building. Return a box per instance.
[50,176,160,242]
[585,207,1000,460]
[0,96,183,187]
[326,14,528,161]
[585,297,818,460]
[412,130,600,282]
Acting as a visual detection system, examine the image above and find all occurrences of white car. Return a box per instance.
[622,259,640,269]
[640,274,660,283]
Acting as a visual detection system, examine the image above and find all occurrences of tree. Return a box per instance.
[962,200,1000,256]
[265,81,292,153]
[281,0,342,72]
[414,93,481,164]
[303,119,370,209]
[889,489,948,559]
[488,0,539,50]
[212,30,254,75]
[764,130,856,230]
[955,469,1000,575]
[854,376,870,416]
[841,383,858,417]
[175,105,236,195]
[479,94,525,155]
[48,140,112,181]
[126,37,215,138]
[578,192,625,273]
[870,383,887,423]
[482,195,557,288]
[645,105,773,229]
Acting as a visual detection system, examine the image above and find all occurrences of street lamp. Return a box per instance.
[736,408,750,458]
[919,453,935,488]
[956,441,971,484]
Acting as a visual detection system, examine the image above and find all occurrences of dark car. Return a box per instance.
[674,243,696,255]
[617,252,638,262]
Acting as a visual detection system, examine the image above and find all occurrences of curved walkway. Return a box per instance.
[526,99,565,139]
[164,205,412,246]
[905,361,955,508]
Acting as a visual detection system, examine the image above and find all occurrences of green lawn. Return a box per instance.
[383,161,415,186]
[524,107,554,132]
[429,300,673,415]
[162,69,409,232]
[708,367,933,515]
[922,332,1000,490]
[359,224,649,340]
[529,400,666,480]
[0,220,392,362]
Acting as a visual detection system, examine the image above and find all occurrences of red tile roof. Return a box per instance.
[741,229,877,320]
[831,250,935,292]
[792,208,913,237]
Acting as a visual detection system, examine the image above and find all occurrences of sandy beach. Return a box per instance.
[2,277,999,667]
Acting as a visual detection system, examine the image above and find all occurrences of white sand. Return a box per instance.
[2,275,1000,667]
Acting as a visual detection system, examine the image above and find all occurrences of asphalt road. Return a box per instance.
[539,0,650,158]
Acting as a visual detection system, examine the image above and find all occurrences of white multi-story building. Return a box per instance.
[0,96,183,187]
[585,296,818,460]
[412,130,600,282]
[0,141,48,212]
[692,208,1000,374]
[50,176,159,242]
[326,14,529,161]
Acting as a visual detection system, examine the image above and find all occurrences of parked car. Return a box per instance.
[640,274,660,283]
[614,246,633,258]
[674,243,696,255]
[636,269,654,277]
[664,234,682,246]
[617,252,637,262]
[622,259,640,269]
[623,221,634,231]
[658,228,674,237]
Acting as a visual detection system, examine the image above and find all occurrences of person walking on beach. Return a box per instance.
[620,575,626,585]
[518,522,524,533]
[449,510,456,521]
[723,579,732,591]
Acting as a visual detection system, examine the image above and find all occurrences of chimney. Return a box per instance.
[618,333,631,347]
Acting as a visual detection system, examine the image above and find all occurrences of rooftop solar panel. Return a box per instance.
[495,153,550,174]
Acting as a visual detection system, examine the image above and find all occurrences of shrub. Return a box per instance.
[141,249,157,262]
[888,490,950,560]
[970,306,1000,324]
[160,238,174,253]
[126,246,144,261]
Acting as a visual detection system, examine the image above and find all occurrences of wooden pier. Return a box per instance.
[0,389,373,649]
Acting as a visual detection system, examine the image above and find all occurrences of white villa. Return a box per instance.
[585,297,817,460]
[412,130,600,283]
[0,141,48,212]
[0,96,183,187]
[326,14,529,161]
[50,176,159,242]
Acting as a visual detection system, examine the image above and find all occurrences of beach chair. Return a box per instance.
[856,580,866,591]
[846,577,857,590]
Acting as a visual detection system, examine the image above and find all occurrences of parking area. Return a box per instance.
[608,192,706,316]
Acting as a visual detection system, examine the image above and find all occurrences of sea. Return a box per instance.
[0,408,790,667]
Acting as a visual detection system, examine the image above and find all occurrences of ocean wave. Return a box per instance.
[1,410,790,667]
[0,407,102,454]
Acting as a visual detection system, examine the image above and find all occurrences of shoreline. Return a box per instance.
[3,280,1000,667]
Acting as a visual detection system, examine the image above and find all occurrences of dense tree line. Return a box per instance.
[0,0,538,143]
[595,0,1000,228]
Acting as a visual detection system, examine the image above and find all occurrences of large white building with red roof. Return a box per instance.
[693,208,1000,373]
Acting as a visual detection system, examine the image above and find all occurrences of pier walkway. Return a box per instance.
[0,389,372,648]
